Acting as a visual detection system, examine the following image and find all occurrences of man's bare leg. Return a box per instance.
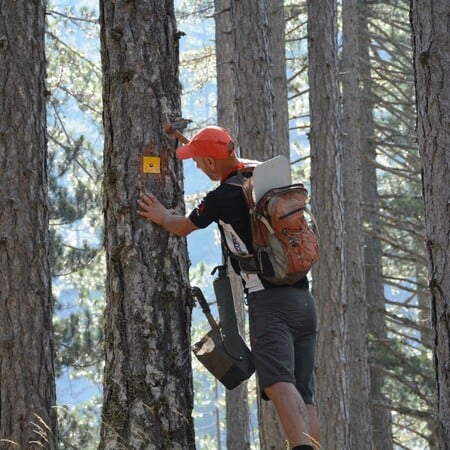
[264,381,312,447]
[306,404,320,450]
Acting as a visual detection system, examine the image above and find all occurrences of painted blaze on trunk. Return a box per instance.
[99,2,195,449]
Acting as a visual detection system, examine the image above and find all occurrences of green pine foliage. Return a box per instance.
[284,1,310,184]
[57,402,102,450]
[46,3,104,448]
[368,1,434,446]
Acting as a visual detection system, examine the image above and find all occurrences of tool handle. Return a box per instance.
[163,122,189,144]
[192,287,220,331]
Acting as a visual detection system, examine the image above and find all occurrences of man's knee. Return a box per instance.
[264,381,293,400]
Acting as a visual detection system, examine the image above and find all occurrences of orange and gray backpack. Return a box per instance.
[225,165,320,285]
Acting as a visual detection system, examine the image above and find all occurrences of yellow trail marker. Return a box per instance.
[143,156,161,174]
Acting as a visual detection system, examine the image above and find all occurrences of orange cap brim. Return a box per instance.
[176,143,195,160]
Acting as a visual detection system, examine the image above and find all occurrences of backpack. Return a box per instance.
[225,165,320,285]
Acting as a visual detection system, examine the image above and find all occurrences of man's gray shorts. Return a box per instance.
[247,286,317,404]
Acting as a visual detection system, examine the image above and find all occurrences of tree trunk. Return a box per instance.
[256,5,290,446]
[215,2,251,449]
[0,1,58,448]
[341,0,373,448]
[358,2,393,448]
[307,0,351,448]
[98,2,195,449]
[215,0,236,137]
[230,1,288,448]
[268,0,290,157]
[410,1,450,448]
[231,0,275,156]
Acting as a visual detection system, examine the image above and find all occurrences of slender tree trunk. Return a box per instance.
[98,2,195,449]
[416,269,439,446]
[341,0,373,448]
[307,0,350,448]
[410,1,450,448]
[215,0,235,136]
[0,1,58,448]
[358,1,393,447]
[268,0,290,157]
[231,0,275,156]
[215,2,251,449]
[230,1,288,448]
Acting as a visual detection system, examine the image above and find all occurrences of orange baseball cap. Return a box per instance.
[176,126,235,160]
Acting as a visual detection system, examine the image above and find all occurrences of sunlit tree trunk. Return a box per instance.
[341,0,373,448]
[215,1,251,449]
[0,1,58,448]
[307,0,350,448]
[411,1,450,448]
[230,0,288,448]
[98,1,195,448]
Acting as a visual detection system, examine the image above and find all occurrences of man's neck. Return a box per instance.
[219,158,245,183]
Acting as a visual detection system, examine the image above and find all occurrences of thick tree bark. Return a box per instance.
[0,1,58,448]
[98,2,195,449]
[410,1,450,448]
[307,0,350,448]
[341,0,373,448]
[215,1,251,449]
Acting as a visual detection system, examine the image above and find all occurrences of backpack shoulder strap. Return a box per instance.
[224,163,256,186]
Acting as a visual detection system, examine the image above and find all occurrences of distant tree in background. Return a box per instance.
[268,1,290,159]
[358,2,394,447]
[230,0,289,448]
[0,1,58,448]
[341,0,373,447]
[214,1,252,449]
[411,0,450,448]
[306,0,350,448]
[99,1,195,448]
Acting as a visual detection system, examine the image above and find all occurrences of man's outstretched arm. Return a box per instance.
[137,192,198,237]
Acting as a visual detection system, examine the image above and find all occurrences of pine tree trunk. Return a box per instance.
[307,0,351,448]
[268,0,290,157]
[98,2,195,449]
[231,0,275,156]
[410,1,450,448]
[341,0,373,448]
[215,0,236,137]
[358,2,393,448]
[230,1,288,448]
[215,2,251,449]
[0,1,58,448]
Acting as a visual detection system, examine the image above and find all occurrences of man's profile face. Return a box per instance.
[192,156,219,181]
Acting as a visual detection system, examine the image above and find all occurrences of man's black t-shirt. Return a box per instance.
[189,170,309,291]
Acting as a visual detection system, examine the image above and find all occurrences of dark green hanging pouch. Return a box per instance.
[192,272,254,390]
